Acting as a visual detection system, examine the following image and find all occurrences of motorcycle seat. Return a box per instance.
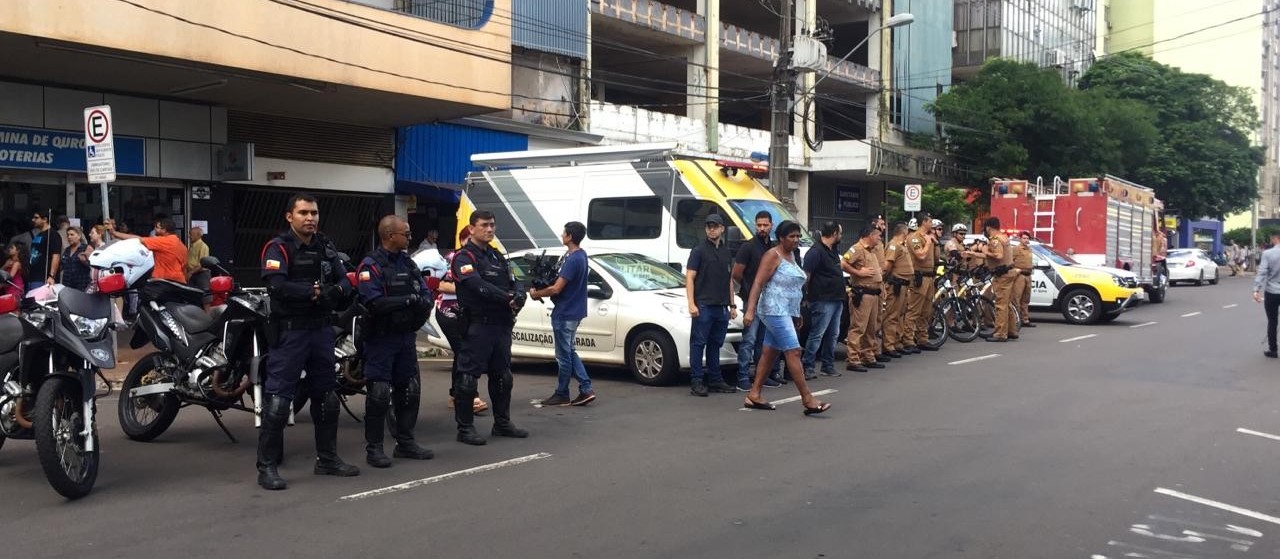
[0,314,20,354]
[166,302,215,334]
[208,305,226,325]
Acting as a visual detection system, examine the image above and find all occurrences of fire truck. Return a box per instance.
[989,175,1169,304]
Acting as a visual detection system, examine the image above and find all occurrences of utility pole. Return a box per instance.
[768,0,794,200]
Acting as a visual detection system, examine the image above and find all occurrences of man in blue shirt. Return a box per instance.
[530,221,596,406]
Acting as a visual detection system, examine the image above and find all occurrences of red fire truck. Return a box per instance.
[989,175,1169,304]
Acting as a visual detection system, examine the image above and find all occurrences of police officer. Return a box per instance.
[905,214,937,352]
[1013,231,1036,328]
[842,225,884,372]
[357,215,436,468]
[881,222,914,358]
[450,210,529,445]
[975,217,1019,342]
[256,193,359,491]
[871,215,889,363]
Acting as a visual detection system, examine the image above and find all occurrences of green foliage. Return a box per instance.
[884,184,971,230]
[1226,226,1280,246]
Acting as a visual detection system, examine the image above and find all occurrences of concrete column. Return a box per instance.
[689,0,719,152]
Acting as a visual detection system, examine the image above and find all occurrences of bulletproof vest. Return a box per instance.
[458,243,515,319]
[369,250,429,333]
[273,236,332,319]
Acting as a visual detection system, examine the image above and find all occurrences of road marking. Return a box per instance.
[338,453,553,502]
[1236,427,1280,442]
[1059,334,1097,343]
[740,389,838,410]
[1130,321,1158,329]
[1154,487,1280,526]
[1224,304,1239,309]
[948,354,1000,365]
[1181,312,1202,317]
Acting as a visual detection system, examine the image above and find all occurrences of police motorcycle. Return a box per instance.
[293,252,367,421]
[115,250,271,443]
[0,261,128,499]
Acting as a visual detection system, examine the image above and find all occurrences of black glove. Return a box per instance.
[323,285,346,306]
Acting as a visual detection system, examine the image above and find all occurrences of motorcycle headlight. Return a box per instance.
[662,303,692,317]
[69,313,109,338]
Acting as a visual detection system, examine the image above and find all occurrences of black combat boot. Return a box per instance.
[363,382,393,468]
[390,378,434,460]
[256,394,290,491]
[312,392,361,477]
[454,374,487,446]
[489,372,529,438]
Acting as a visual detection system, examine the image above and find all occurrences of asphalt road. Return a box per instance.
[3,276,1279,558]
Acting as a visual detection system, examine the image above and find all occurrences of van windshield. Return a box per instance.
[727,199,815,246]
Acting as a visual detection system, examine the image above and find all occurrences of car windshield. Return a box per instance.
[1032,243,1080,266]
[593,253,685,291]
[727,199,815,246]
[1168,249,1195,258]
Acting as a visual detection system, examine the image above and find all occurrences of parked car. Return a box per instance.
[1166,248,1219,286]
[420,248,742,386]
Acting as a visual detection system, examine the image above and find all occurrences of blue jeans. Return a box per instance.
[736,311,782,383]
[689,304,729,382]
[802,300,843,372]
[551,318,592,397]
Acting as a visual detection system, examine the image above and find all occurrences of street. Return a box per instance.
[3,277,1278,558]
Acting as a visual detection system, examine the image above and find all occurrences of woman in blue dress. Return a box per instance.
[742,221,831,415]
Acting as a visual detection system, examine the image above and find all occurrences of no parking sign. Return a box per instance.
[904,184,922,212]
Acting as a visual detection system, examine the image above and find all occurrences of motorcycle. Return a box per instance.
[114,251,271,443]
[0,267,125,499]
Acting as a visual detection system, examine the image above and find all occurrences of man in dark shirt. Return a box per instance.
[732,211,783,390]
[802,221,846,378]
[685,213,738,397]
[24,209,61,293]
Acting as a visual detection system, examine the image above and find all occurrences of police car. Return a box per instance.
[1023,240,1143,324]
[420,248,742,386]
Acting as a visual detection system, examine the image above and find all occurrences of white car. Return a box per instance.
[1166,248,1219,286]
[420,248,742,386]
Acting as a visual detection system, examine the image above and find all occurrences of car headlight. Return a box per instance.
[662,303,692,317]
[1111,275,1126,287]
[69,313,109,338]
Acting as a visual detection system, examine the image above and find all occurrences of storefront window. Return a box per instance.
[0,179,64,247]
[75,183,186,241]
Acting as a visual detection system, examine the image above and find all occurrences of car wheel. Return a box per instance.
[1209,269,1219,285]
[1060,288,1102,325]
[627,329,679,386]
[1195,271,1204,286]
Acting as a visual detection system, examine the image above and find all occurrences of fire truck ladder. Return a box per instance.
[1030,177,1066,245]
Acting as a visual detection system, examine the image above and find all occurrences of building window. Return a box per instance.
[395,0,493,29]
[588,197,662,240]
[675,200,722,248]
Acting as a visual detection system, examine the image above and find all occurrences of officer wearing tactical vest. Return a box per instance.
[975,217,1020,342]
[256,193,359,491]
[905,214,938,352]
[450,210,529,446]
[881,222,914,357]
[1013,231,1037,328]
[357,215,436,468]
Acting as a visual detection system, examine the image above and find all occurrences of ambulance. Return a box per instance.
[455,142,813,269]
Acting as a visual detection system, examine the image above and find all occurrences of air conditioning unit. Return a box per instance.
[1045,49,1066,67]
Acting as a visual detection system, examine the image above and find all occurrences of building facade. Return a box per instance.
[953,0,1099,85]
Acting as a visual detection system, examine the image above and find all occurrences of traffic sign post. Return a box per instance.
[84,105,116,221]
[904,183,922,213]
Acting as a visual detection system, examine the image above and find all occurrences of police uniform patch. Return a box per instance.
[460,264,474,274]
[359,270,371,281]
[265,259,281,270]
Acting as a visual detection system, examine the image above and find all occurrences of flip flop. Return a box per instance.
[803,402,831,416]
[744,398,776,411]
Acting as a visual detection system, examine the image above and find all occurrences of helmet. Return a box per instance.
[411,248,449,279]
[952,223,968,233]
[88,238,155,288]
[908,218,919,230]
[931,219,943,229]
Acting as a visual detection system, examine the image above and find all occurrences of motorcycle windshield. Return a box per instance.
[55,286,116,369]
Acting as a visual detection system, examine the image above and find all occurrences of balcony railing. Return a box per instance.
[394,0,493,29]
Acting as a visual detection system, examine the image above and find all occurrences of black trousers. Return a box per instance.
[1267,292,1280,352]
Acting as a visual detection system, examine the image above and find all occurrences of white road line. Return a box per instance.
[948,354,1001,365]
[740,389,838,410]
[1059,334,1097,343]
[339,453,553,502]
[1154,487,1280,526]
[1224,304,1239,309]
[1236,428,1280,442]
[1181,312,1202,317]
[1130,321,1158,329]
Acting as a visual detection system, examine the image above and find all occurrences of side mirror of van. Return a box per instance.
[726,225,743,241]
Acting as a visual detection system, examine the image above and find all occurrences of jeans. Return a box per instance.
[802,300,843,372]
[1266,292,1280,352]
[551,318,593,397]
[689,304,729,382]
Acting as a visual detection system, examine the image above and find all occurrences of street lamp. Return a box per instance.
[811,13,915,91]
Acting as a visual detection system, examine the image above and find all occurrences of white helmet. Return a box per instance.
[88,238,155,288]
[411,248,449,279]
[931,219,943,229]
[952,223,968,233]
[908,218,919,230]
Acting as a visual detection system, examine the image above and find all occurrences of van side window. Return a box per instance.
[675,200,723,248]
[588,197,662,240]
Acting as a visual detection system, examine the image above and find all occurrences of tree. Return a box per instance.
[1226,226,1280,247]
[884,184,972,231]
[1080,53,1262,219]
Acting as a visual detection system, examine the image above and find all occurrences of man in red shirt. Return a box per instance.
[106,217,189,283]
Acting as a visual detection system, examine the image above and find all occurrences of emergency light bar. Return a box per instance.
[716,159,768,176]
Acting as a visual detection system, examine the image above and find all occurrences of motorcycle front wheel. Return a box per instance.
[119,353,181,442]
[34,377,98,500]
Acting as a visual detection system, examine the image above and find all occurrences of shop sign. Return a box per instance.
[215,142,254,181]
[835,185,861,214]
[0,125,144,175]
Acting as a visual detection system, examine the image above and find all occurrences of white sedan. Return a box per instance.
[1166,248,1219,286]
[420,248,742,386]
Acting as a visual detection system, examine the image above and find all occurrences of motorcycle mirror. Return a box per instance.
[0,270,9,282]
[200,256,221,268]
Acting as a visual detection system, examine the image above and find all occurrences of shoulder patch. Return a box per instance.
[359,270,371,281]
[265,259,281,270]
[460,264,474,274]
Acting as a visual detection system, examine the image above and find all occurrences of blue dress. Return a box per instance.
[758,255,807,351]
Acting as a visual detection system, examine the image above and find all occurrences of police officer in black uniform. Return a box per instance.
[256,193,359,491]
[451,210,529,445]
[357,215,435,467]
